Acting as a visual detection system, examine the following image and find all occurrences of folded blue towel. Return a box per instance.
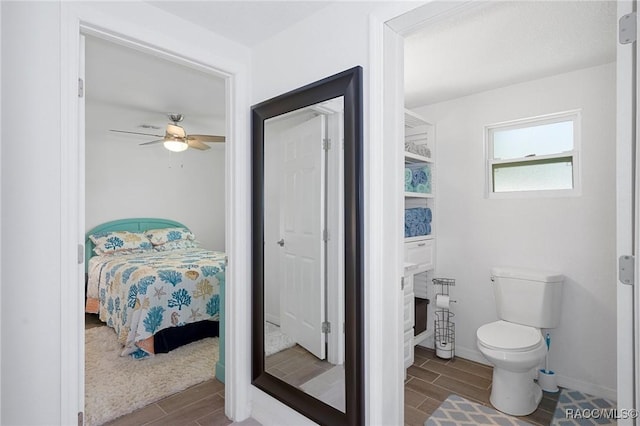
[412,169,428,185]
[405,182,414,192]
[408,164,432,191]
[416,183,429,194]
[405,221,432,238]
[404,207,433,237]
[405,168,413,184]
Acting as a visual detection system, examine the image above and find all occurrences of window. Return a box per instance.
[486,111,580,197]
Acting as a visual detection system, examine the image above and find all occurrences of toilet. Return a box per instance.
[477,267,563,416]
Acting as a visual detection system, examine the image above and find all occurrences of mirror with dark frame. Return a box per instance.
[251,67,364,426]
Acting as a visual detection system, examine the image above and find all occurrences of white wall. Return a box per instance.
[414,62,617,399]
[1,2,251,424]
[2,3,64,423]
[85,102,226,250]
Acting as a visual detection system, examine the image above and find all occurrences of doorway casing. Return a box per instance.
[59,3,252,424]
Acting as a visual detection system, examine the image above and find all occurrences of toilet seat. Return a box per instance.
[477,321,542,352]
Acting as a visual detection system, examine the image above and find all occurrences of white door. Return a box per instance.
[617,2,637,423]
[280,115,327,360]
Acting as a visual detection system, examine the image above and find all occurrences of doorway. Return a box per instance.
[79,31,230,419]
[387,1,619,424]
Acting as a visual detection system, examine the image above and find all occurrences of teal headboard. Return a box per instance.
[84,218,188,272]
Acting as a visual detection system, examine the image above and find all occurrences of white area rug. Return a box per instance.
[265,322,296,356]
[85,326,218,426]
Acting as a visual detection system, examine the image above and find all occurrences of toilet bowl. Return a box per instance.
[477,320,547,416]
[476,267,564,416]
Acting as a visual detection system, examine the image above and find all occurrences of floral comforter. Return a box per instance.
[86,248,225,357]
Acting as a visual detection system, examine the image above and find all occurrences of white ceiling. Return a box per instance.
[85,2,333,143]
[85,35,227,140]
[404,1,617,108]
[86,1,618,138]
[147,1,332,47]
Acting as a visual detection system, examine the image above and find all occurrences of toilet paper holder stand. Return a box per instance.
[433,277,456,359]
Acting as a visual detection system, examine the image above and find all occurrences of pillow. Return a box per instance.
[154,239,199,252]
[145,227,195,246]
[89,231,153,255]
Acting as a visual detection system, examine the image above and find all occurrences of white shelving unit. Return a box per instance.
[403,109,436,372]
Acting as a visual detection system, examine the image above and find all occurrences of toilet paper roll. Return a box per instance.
[436,294,450,309]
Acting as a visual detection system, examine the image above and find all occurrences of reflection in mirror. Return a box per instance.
[252,66,363,426]
[263,97,345,412]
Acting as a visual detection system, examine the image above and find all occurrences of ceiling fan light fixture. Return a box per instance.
[112,113,224,151]
[163,138,189,152]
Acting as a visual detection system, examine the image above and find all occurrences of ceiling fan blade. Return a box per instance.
[110,129,165,138]
[188,134,225,143]
[139,139,165,146]
[188,140,211,150]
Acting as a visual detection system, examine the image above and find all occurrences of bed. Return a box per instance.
[85,218,226,382]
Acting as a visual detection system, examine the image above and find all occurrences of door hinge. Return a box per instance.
[78,78,84,98]
[323,229,329,242]
[323,138,331,150]
[224,255,229,266]
[619,255,634,285]
[322,321,331,333]
[78,411,84,426]
[78,244,84,264]
[619,12,637,45]
[401,276,405,290]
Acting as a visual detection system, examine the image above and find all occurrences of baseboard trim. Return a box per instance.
[555,374,617,402]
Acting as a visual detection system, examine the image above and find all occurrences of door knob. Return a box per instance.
[277,239,285,247]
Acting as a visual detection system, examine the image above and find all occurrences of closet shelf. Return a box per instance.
[405,191,433,199]
[404,151,433,163]
[405,235,435,243]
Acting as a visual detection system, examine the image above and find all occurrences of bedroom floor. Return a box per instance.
[102,379,230,426]
[85,314,233,426]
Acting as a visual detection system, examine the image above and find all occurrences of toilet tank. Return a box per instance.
[491,267,564,328]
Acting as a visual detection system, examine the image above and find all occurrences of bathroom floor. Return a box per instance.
[405,346,560,426]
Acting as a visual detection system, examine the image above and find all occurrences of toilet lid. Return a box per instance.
[477,321,542,352]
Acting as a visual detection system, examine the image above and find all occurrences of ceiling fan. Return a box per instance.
[110,113,225,152]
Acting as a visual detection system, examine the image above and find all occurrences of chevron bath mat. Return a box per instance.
[425,394,533,425]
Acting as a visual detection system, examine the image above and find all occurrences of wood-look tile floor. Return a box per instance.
[87,314,559,426]
[405,346,560,426]
[266,344,335,387]
[103,379,230,426]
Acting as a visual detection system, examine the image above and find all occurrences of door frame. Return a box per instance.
[380,2,634,424]
[371,3,483,424]
[59,4,252,423]
[618,0,638,421]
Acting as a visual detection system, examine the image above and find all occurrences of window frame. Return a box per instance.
[485,110,582,199]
